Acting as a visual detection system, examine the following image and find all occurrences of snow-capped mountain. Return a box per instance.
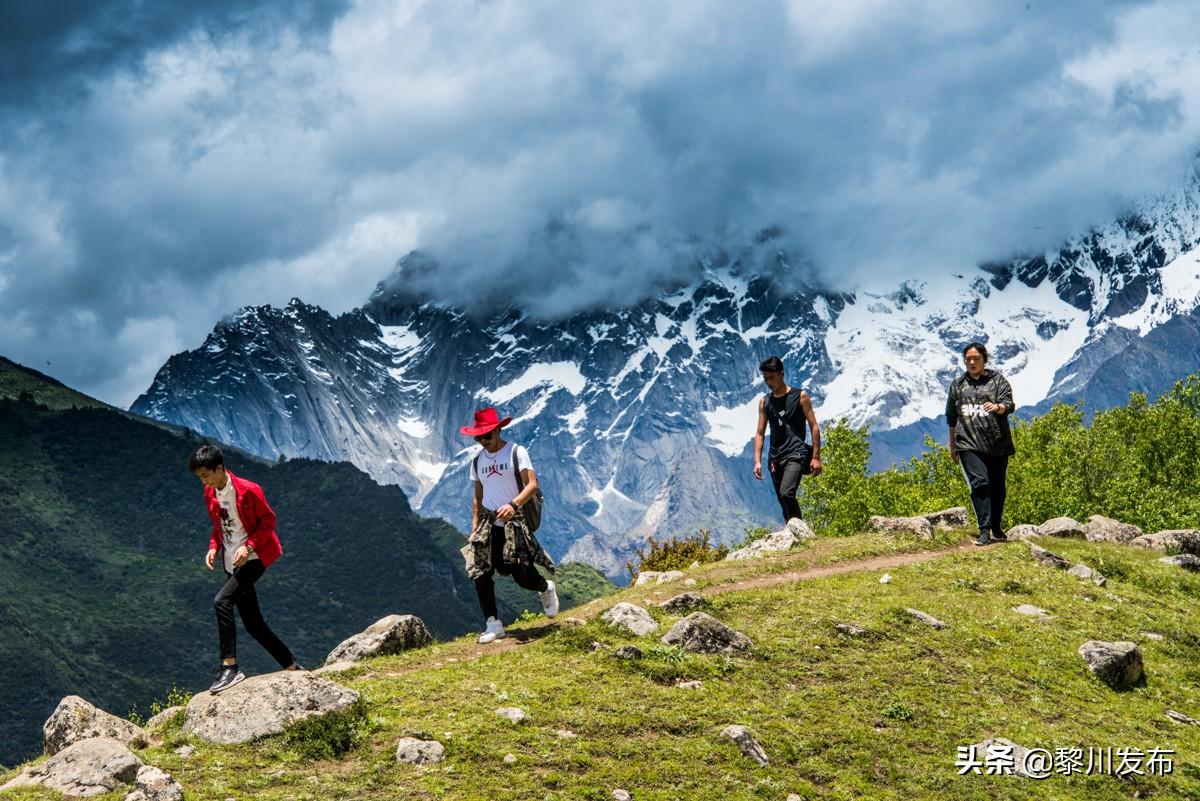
[133,163,1200,576]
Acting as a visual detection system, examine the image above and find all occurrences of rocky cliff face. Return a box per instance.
[133,165,1200,575]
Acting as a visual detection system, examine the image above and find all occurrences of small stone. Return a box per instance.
[1167,710,1199,725]
[555,729,577,739]
[676,680,703,690]
[172,745,195,759]
[689,561,701,569]
[503,753,517,764]
[1036,516,1086,538]
[123,765,184,801]
[659,592,705,614]
[661,612,752,654]
[1005,524,1039,540]
[325,614,432,664]
[786,795,804,801]
[922,507,969,529]
[1068,563,1107,587]
[494,707,528,724]
[561,616,586,627]
[834,623,866,636]
[868,515,934,539]
[395,737,445,765]
[1078,641,1144,690]
[905,608,947,629]
[1140,631,1165,641]
[1012,604,1050,617]
[726,519,815,560]
[719,725,768,766]
[1159,554,1200,571]
[600,603,658,637]
[879,574,892,584]
[633,570,685,586]
[1083,515,1142,543]
[1028,543,1070,570]
[589,641,605,652]
[611,645,644,660]
[683,578,697,586]
[613,790,632,801]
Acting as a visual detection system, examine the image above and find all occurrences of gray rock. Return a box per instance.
[503,753,517,764]
[601,603,658,637]
[1,737,142,797]
[1078,641,1144,690]
[555,729,577,739]
[1012,604,1050,617]
[659,592,705,613]
[172,745,195,759]
[683,578,698,587]
[905,608,947,629]
[867,515,934,539]
[1028,543,1070,570]
[1083,515,1143,543]
[313,661,356,675]
[633,570,684,586]
[719,725,768,766]
[144,706,184,731]
[612,645,644,660]
[675,680,703,690]
[834,623,867,637]
[123,765,184,801]
[395,737,445,765]
[661,612,752,654]
[1036,516,1086,538]
[182,671,361,745]
[879,573,892,584]
[966,738,1035,777]
[1159,554,1200,571]
[325,614,432,664]
[589,641,606,652]
[613,791,632,801]
[1167,710,1199,725]
[1068,563,1107,586]
[43,696,148,756]
[1005,524,1039,540]
[1130,529,1200,555]
[1140,631,1165,641]
[494,707,528,724]
[923,507,969,529]
[726,518,815,560]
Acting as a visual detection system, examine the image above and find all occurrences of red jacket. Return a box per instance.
[204,470,283,568]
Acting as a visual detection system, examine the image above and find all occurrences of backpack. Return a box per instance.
[474,445,544,532]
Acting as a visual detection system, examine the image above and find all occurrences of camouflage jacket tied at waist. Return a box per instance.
[461,506,556,581]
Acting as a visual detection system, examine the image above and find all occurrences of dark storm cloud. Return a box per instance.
[1,0,1199,406]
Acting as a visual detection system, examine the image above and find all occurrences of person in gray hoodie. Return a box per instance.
[946,342,1016,546]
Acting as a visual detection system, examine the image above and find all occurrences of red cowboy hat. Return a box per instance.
[459,407,512,437]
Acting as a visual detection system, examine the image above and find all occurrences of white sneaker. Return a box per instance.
[539,581,559,619]
[478,617,506,644]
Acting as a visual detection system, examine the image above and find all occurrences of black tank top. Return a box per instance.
[765,388,809,461]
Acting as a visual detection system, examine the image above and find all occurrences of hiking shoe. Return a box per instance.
[539,581,560,619]
[478,617,506,644]
[990,531,1008,542]
[974,532,991,547]
[209,664,245,694]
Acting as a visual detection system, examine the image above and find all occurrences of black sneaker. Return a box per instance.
[209,664,245,694]
[974,531,991,547]
[991,531,1008,542]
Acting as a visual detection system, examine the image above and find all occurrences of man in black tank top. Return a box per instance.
[753,356,823,522]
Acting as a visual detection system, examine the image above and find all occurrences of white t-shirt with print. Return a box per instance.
[216,479,259,573]
[469,442,533,512]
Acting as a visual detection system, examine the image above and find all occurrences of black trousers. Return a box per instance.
[769,458,804,522]
[959,451,1009,536]
[474,525,548,621]
[214,560,294,667]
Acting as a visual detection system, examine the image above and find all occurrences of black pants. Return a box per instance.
[769,458,804,522]
[474,525,548,621]
[214,560,294,667]
[960,451,1009,536]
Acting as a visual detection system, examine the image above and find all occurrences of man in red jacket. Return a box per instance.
[189,445,300,693]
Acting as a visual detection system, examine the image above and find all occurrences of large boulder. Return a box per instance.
[661,612,752,654]
[867,515,934,539]
[1160,554,1200,572]
[726,518,815,560]
[601,603,658,637]
[123,765,185,801]
[923,507,969,530]
[325,614,432,664]
[1005,524,1039,541]
[183,671,360,745]
[1028,543,1070,570]
[1078,641,1144,690]
[1035,517,1086,538]
[659,592,706,614]
[44,695,148,756]
[1083,515,1143,544]
[0,738,142,797]
[1131,529,1200,555]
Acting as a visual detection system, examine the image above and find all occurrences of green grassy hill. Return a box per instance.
[0,358,613,767]
[5,528,1197,799]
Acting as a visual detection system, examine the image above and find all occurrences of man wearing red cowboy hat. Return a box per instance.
[459,406,558,643]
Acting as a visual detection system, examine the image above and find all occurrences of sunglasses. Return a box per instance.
[474,431,497,443]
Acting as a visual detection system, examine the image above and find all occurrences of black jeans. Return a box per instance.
[214,560,294,667]
[768,458,804,522]
[959,451,1009,537]
[474,525,549,621]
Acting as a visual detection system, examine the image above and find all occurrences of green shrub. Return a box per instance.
[280,700,372,760]
[626,529,729,580]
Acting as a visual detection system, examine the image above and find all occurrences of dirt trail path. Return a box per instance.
[355,539,981,678]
